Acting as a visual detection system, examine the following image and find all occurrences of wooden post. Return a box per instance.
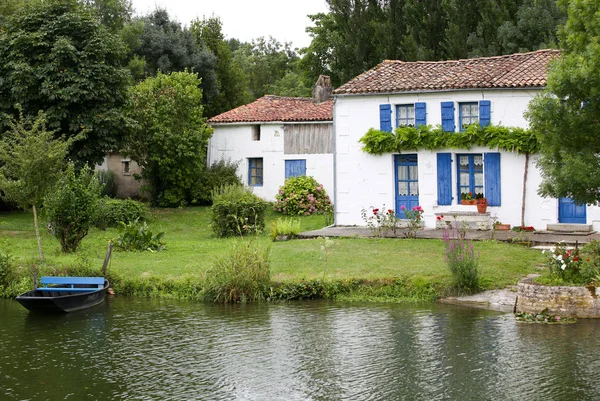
[101,241,113,276]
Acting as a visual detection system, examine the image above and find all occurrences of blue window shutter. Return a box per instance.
[437,153,452,205]
[415,102,426,127]
[484,152,501,206]
[380,104,392,132]
[285,160,306,179]
[441,102,455,132]
[479,100,491,127]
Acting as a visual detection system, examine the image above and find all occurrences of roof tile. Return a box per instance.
[334,49,560,95]
[208,96,333,124]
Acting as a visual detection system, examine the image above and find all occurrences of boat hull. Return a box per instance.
[16,281,109,313]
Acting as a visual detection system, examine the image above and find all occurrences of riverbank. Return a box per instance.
[0,207,546,302]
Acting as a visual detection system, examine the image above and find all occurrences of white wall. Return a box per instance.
[208,123,334,202]
[334,89,600,229]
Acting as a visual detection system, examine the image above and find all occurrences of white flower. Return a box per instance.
[561,264,567,270]
[557,254,563,261]
[542,250,546,254]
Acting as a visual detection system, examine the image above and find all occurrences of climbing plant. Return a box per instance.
[359,124,539,155]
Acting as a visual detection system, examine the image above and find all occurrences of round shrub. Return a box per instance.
[93,198,148,230]
[211,185,267,237]
[274,176,332,215]
[192,159,242,205]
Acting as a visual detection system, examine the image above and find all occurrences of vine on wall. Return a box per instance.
[359,124,539,155]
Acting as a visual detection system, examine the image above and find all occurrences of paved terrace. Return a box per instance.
[299,226,600,247]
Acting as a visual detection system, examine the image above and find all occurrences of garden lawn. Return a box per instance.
[0,207,544,291]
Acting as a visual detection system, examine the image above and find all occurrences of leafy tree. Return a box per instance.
[0,0,131,165]
[45,164,102,253]
[129,9,218,103]
[0,0,25,27]
[83,0,132,32]
[126,71,213,207]
[190,16,251,117]
[527,0,600,205]
[0,111,71,261]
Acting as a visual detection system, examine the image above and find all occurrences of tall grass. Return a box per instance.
[203,239,271,303]
[269,218,302,240]
[443,228,480,293]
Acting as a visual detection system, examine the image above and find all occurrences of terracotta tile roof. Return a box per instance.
[334,49,561,95]
[208,96,333,124]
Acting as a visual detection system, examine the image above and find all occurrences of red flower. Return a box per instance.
[373,208,379,213]
[574,257,580,262]
[440,214,444,218]
[436,216,442,221]
[388,209,394,214]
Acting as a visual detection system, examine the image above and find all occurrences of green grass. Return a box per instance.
[0,206,545,300]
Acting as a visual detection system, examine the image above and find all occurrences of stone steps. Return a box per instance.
[546,223,593,233]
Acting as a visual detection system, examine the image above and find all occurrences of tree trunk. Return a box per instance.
[32,205,44,262]
[521,153,530,227]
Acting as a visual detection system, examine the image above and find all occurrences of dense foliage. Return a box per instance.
[114,218,165,252]
[93,198,148,230]
[0,0,131,165]
[126,71,213,207]
[443,228,480,293]
[527,0,600,205]
[44,164,103,253]
[359,124,539,155]
[211,185,267,237]
[192,159,242,205]
[274,176,333,216]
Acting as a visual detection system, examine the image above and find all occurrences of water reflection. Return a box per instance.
[1,298,600,400]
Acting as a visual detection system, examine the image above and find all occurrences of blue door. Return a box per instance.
[285,159,306,179]
[559,198,586,224]
[395,154,419,218]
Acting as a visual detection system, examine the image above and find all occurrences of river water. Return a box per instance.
[1,297,599,401]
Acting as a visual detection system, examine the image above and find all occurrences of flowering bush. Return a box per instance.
[542,241,582,281]
[444,227,480,293]
[402,205,424,238]
[274,176,332,216]
[360,206,399,237]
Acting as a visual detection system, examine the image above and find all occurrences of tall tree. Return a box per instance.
[0,111,71,261]
[125,71,213,207]
[527,0,600,204]
[190,16,251,117]
[0,0,131,165]
[129,9,218,103]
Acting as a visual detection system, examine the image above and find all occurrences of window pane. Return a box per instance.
[459,156,469,167]
[409,183,419,196]
[408,105,415,119]
[409,165,418,181]
[398,166,408,180]
[461,104,471,116]
[398,182,408,196]
[474,172,483,186]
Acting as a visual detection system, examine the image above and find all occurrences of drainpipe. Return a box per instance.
[331,97,338,227]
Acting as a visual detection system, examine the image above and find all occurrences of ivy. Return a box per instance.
[359,124,540,155]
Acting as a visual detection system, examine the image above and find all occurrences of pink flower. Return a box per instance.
[401,206,406,210]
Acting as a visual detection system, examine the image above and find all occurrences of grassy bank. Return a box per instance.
[0,207,545,302]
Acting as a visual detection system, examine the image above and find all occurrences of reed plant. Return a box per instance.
[269,218,302,240]
[443,227,480,293]
[203,239,271,303]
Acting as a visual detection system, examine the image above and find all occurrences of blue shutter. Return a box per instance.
[415,102,426,127]
[285,160,306,179]
[479,100,491,127]
[380,104,392,132]
[441,102,455,132]
[437,153,453,205]
[484,152,501,206]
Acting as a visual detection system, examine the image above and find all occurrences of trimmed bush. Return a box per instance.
[274,175,332,216]
[203,239,271,303]
[211,185,267,237]
[44,164,102,253]
[93,198,148,230]
[192,159,242,205]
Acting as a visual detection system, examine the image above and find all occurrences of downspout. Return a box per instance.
[331,97,338,227]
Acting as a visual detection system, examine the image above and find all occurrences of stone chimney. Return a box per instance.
[312,75,333,103]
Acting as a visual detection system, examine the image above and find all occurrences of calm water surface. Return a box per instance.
[1,297,599,401]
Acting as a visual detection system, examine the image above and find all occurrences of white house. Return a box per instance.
[207,77,334,201]
[332,49,600,231]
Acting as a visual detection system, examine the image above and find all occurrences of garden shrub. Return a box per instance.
[269,218,302,240]
[580,240,600,284]
[192,159,241,205]
[96,169,117,198]
[274,176,332,216]
[443,227,480,293]
[203,239,271,303]
[93,198,148,230]
[211,184,267,237]
[44,164,102,253]
[114,218,165,252]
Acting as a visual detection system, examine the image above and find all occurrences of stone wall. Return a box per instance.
[517,280,600,318]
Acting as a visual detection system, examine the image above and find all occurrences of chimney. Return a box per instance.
[312,75,333,103]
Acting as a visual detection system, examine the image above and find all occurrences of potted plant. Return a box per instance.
[460,192,476,205]
[494,221,510,230]
[477,197,488,213]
